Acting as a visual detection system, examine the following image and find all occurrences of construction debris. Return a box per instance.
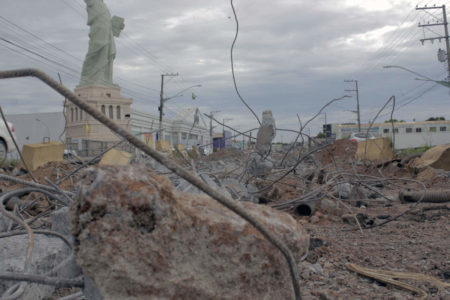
[0,70,449,299]
[71,165,309,299]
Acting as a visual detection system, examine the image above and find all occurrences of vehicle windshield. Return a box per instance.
[354,133,373,138]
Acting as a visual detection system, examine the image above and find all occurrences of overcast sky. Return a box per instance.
[1,0,450,141]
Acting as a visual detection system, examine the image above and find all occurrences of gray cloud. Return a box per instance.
[1,0,449,138]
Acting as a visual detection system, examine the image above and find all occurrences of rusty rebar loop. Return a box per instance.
[230,0,262,127]
[0,68,302,300]
[279,95,350,166]
[0,174,74,197]
[0,273,83,288]
[363,95,395,160]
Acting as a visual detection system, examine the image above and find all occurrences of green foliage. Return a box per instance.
[399,145,432,156]
[316,132,326,138]
[384,119,405,123]
[426,116,445,121]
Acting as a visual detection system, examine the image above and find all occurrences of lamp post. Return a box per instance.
[158,84,202,141]
[383,65,450,88]
[35,118,50,142]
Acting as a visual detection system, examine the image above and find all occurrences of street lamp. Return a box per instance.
[35,118,50,142]
[158,84,202,141]
[383,65,450,88]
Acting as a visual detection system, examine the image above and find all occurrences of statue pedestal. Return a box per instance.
[64,85,133,155]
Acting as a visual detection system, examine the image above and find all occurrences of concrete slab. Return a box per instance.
[0,235,72,299]
[421,144,450,171]
[20,142,65,171]
[156,140,171,153]
[98,149,132,166]
[356,138,393,161]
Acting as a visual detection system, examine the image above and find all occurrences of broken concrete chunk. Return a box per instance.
[246,153,273,177]
[0,235,72,299]
[255,110,276,157]
[71,166,309,300]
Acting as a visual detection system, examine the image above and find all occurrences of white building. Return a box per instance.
[336,120,450,149]
[131,107,210,150]
[6,107,210,156]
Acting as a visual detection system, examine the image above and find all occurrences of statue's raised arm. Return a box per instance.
[79,0,124,87]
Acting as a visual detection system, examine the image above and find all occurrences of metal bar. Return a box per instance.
[0,68,302,300]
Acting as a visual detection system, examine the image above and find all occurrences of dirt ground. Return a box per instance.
[1,142,449,299]
[297,202,449,299]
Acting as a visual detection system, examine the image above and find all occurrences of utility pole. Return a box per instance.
[344,80,361,132]
[416,4,450,81]
[158,72,178,141]
[222,118,233,149]
[205,110,220,152]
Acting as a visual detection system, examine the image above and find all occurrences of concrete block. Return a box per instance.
[51,207,72,240]
[99,149,132,166]
[20,142,65,171]
[356,138,393,161]
[156,140,171,153]
[174,144,189,157]
[0,235,72,299]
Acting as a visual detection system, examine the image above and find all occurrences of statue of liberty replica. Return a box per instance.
[79,0,124,87]
[66,0,133,155]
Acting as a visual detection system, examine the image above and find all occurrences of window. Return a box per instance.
[109,105,113,119]
[406,128,412,133]
[416,128,422,133]
[75,108,78,121]
[101,105,106,114]
[394,128,399,133]
[116,106,121,119]
[70,108,74,122]
[440,126,447,132]
[383,128,389,134]
[429,127,437,132]
[181,133,187,139]
[80,109,83,121]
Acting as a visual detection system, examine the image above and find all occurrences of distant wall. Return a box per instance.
[6,111,65,151]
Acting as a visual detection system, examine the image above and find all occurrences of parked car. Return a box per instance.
[349,132,375,142]
[0,121,16,163]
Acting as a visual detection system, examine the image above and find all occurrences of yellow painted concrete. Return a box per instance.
[156,140,171,153]
[21,142,65,171]
[356,138,393,161]
[420,144,450,171]
[190,146,201,159]
[99,149,132,166]
[174,144,189,157]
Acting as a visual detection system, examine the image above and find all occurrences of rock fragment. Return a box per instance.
[71,166,309,300]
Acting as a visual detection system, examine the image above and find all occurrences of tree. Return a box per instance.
[384,119,405,123]
[426,116,446,121]
[316,132,326,138]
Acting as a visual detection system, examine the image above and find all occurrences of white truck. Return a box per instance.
[0,121,16,163]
